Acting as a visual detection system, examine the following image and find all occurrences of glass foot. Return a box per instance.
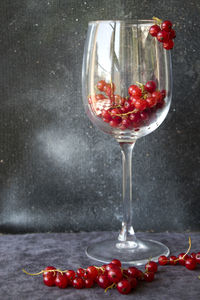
[86,238,170,266]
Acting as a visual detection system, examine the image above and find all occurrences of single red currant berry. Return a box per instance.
[117,280,131,295]
[127,266,138,278]
[73,277,84,289]
[124,100,134,112]
[128,85,142,97]
[190,253,196,259]
[86,266,98,280]
[134,99,147,111]
[66,270,76,283]
[121,118,131,128]
[108,268,123,283]
[111,259,122,267]
[163,40,174,50]
[84,278,94,288]
[178,253,189,266]
[140,111,149,121]
[157,30,169,43]
[128,277,138,289]
[145,261,158,273]
[169,256,178,265]
[43,266,57,277]
[161,20,173,32]
[144,272,155,282]
[146,96,157,108]
[98,275,111,288]
[158,255,169,265]
[185,258,197,270]
[136,270,144,281]
[55,273,68,289]
[43,273,56,286]
[95,94,105,100]
[110,119,120,128]
[129,112,141,124]
[195,252,200,264]
[149,24,161,37]
[110,108,121,117]
[76,268,85,277]
[169,29,176,39]
[97,80,106,91]
[152,91,162,103]
[101,109,112,121]
[144,80,156,93]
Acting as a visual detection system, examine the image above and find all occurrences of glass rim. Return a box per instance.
[88,19,154,25]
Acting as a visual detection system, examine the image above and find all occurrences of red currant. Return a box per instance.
[152,91,162,103]
[55,273,68,288]
[77,268,85,277]
[140,111,149,121]
[101,109,112,121]
[161,20,173,32]
[110,108,121,117]
[128,85,142,97]
[97,80,106,91]
[128,277,138,289]
[144,272,155,282]
[127,267,138,278]
[136,270,144,281]
[169,29,176,39]
[185,258,197,270]
[111,259,122,267]
[121,118,131,128]
[43,273,56,286]
[134,99,147,111]
[149,24,161,37]
[169,256,177,265]
[73,277,84,289]
[117,280,131,295]
[97,275,111,288]
[157,30,169,43]
[145,261,158,273]
[84,278,94,288]
[124,100,134,112]
[144,80,156,93]
[110,119,120,128]
[146,96,157,108]
[158,255,169,265]
[86,266,98,280]
[161,89,166,99]
[178,253,189,266]
[108,268,123,283]
[163,40,174,50]
[66,270,76,285]
[43,266,57,277]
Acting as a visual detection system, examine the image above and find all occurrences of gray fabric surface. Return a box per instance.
[0,232,200,300]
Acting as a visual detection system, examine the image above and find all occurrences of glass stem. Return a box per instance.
[118,141,137,242]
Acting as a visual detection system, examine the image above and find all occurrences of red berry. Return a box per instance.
[55,273,68,288]
[128,85,142,97]
[98,275,111,288]
[117,280,131,295]
[146,96,157,108]
[108,268,123,283]
[109,119,120,127]
[144,272,155,282]
[124,99,134,112]
[114,95,123,105]
[127,267,138,278]
[169,29,176,39]
[105,263,119,272]
[97,80,106,91]
[111,259,122,267]
[95,94,105,100]
[121,118,131,128]
[134,99,147,111]
[185,258,197,270]
[101,109,111,121]
[144,81,156,93]
[140,111,149,121]
[86,266,98,280]
[169,256,178,265]
[161,20,173,32]
[152,91,162,103]
[136,270,144,281]
[161,89,166,99]
[163,40,174,50]
[157,30,169,43]
[84,278,94,288]
[195,252,200,264]
[66,270,76,283]
[43,266,57,277]
[110,108,121,117]
[190,253,196,259]
[128,277,138,289]
[149,24,161,37]
[77,268,85,277]
[145,261,158,273]
[178,253,189,266]
[43,273,56,286]
[158,255,169,265]
[73,277,84,289]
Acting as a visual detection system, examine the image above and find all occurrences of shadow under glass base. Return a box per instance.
[86,238,170,266]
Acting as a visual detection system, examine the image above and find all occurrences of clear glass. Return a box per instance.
[82,20,172,265]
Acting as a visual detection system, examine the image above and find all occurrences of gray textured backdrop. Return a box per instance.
[0,0,200,233]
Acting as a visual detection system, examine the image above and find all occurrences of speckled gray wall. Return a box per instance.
[0,0,199,233]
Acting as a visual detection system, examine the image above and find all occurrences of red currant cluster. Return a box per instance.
[23,259,157,295]
[88,79,166,131]
[149,17,176,50]
[158,251,200,270]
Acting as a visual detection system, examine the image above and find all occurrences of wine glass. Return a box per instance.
[82,20,172,265]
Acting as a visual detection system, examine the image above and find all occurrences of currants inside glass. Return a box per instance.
[82,20,172,265]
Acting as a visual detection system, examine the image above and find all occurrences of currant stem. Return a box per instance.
[104,282,117,293]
